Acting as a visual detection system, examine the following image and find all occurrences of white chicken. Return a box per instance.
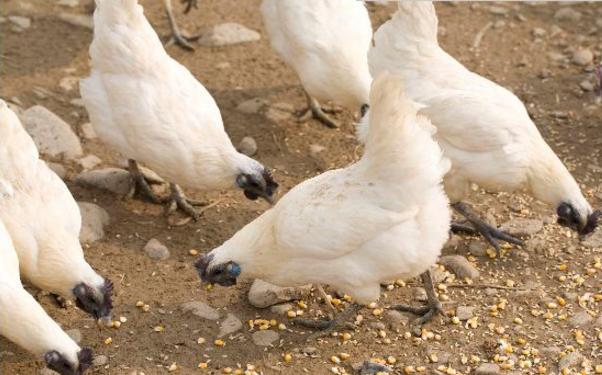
[0,100,113,324]
[0,219,93,375]
[261,0,373,128]
[196,73,451,336]
[361,1,600,250]
[81,0,278,220]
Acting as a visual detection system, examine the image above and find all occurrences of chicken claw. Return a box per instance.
[451,201,523,253]
[164,183,208,221]
[293,303,361,341]
[391,271,443,330]
[298,93,339,129]
[359,361,392,375]
[164,0,199,51]
[126,159,165,204]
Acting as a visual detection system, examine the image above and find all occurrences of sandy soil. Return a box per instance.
[1,1,602,374]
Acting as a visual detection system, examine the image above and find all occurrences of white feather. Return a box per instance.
[81,0,265,191]
[261,0,373,110]
[207,74,450,304]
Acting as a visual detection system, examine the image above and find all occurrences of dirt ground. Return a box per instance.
[1,1,602,374]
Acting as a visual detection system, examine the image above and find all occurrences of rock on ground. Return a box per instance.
[57,13,93,29]
[384,310,408,328]
[20,105,83,160]
[583,227,602,249]
[248,279,312,308]
[80,122,97,139]
[572,49,593,66]
[270,303,293,315]
[499,218,543,237]
[78,202,110,243]
[558,351,584,369]
[77,155,102,171]
[236,98,268,114]
[569,310,593,327]
[75,168,133,196]
[439,255,480,280]
[217,313,243,338]
[198,23,260,47]
[143,238,170,260]
[251,330,279,346]
[181,301,220,320]
[456,306,476,321]
[92,355,108,367]
[238,137,257,156]
[475,363,501,375]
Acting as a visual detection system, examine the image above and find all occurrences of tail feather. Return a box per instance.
[361,72,450,181]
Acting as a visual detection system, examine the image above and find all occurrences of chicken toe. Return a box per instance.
[391,271,443,327]
[164,0,199,51]
[293,303,361,341]
[452,201,523,253]
[126,159,166,204]
[163,183,208,221]
[298,93,339,129]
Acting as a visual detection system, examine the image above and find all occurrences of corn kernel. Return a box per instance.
[330,356,341,364]
[278,323,286,330]
[197,337,206,344]
[214,339,225,347]
[297,301,307,309]
[142,304,150,312]
[234,369,243,375]
[104,337,112,345]
[223,368,233,374]
[594,364,602,373]
[558,264,567,271]
[372,308,383,316]
[340,353,350,360]
[404,365,416,374]
[198,362,208,369]
[153,325,164,332]
[341,332,352,341]
[168,362,177,372]
[119,316,127,323]
[283,353,292,363]
[417,366,426,372]
[386,356,396,364]
[430,353,438,363]
[451,316,460,325]
[514,317,523,324]
[332,298,342,306]
[556,296,566,306]
[287,310,297,318]
[112,321,121,329]
[135,301,144,307]
[189,249,198,256]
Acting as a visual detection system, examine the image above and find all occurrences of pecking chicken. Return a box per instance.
[196,73,451,335]
[80,0,278,220]
[360,1,600,251]
[0,218,93,375]
[0,100,113,325]
[260,0,373,128]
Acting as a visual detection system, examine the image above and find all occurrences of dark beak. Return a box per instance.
[194,253,240,287]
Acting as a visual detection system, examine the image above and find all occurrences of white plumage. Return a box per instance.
[261,0,373,113]
[0,100,111,321]
[81,0,275,202]
[198,73,450,306]
[0,218,91,374]
[361,1,595,235]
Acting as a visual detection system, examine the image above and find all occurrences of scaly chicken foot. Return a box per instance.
[293,303,361,341]
[163,183,207,221]
[452,201,523,253]
[359,361,393,375]
[126,159,166,204]
[315,284,337,318]
[391,271,443,330]
[298,93,339,129]
[164,0,199,51]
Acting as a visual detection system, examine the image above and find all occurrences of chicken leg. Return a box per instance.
[126,159,165,204]
[163,183,210,221]
[451,201,523,253]
[298,93,340,129]
[315,284,338,317]
[391,271,443,327]
[293,302,361,341]
[164,0,199,51]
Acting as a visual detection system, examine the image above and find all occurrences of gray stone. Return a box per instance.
[248,279,311,308]
[46,162,67,179]
[92,355,108,367]
[456,306,475,321]
[238,137,257,157]
[57,13,93,30]
[66,329,82,344]
[265,106,293,122]
[583,227,602,249]
[143,238,170,260]
[572,49,593,66]
[384,310,408,327]
[236,98,267,114]
[75,168,133,196]
[558,351,584,369]
[20,106,83,160]
[412,287,427,302]
[217,313,243,338]
[369,322,386,330]
[8,16,31,29]
[78,202,110,243]
[270,303,293,315]
[499,218,543,237]
[475,363,501,375]
[251,330,279,346]
[569,311,593,327]
[181,301,220,320]
[579,80,594,92]
[80,122,97,139]
[532,28,546,37]
[302,346,317,355]
[198,23,260,47]
[468,240,488,256]
[77,155,102,171]
[439,255,480,280]
[540,346,561,358]
[554,8,582,22]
